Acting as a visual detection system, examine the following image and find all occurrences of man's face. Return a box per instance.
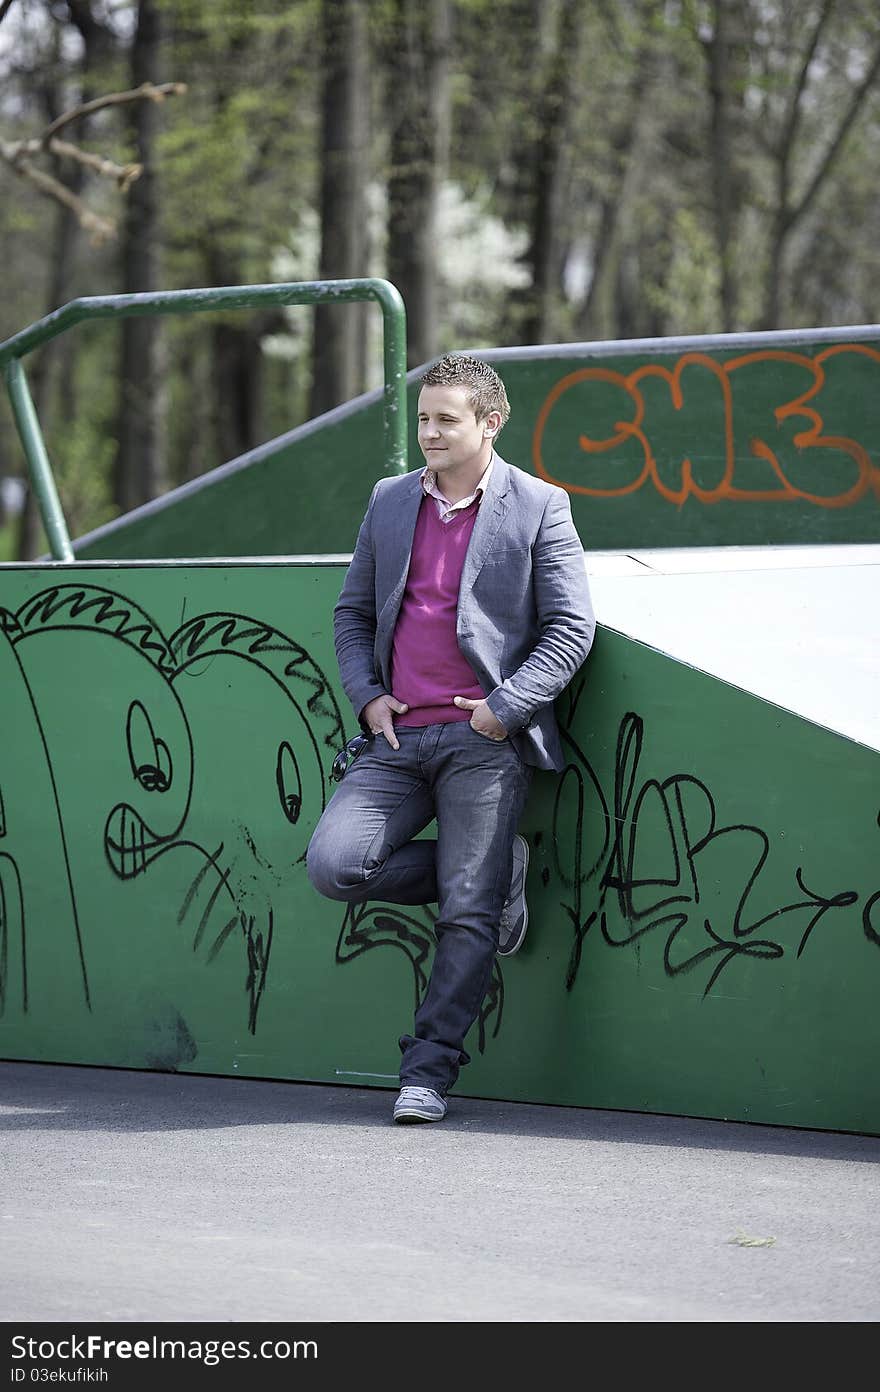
[417,384,495,477]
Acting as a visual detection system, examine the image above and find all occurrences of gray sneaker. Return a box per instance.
[498,833,529,956]
[393,1086,448,1123]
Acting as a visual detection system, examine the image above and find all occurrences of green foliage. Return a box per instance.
[54,419,119,540]
[1,0,879,548]
[45,331,121,540]
[0,518,15,563]
[645,208,721,336]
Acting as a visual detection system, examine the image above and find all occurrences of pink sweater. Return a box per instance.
[392,495,484,727]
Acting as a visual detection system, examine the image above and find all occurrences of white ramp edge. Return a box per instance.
[586,544,880,753]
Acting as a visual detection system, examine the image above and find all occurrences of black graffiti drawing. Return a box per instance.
[105,609,347,1031]
[0,852,24,1015]
[1,581,508,1058]
[1,585,345,1034]
[1,599,91,1015]
[9,583,873,1047]
[864,812,880,949]
[553,679,875,997]
[335,902,505,1052]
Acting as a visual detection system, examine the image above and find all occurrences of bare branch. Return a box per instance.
[49,138,141,190]
[1,150,116,243]
[777,0,835,172]
[790,34,880,228]
[2,135,142,189]
[0,78,185,245]
[42,81,188,143]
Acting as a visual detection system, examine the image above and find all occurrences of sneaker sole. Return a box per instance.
[498,838,529,957]
[497,919,527,956]
[393,1109,445,1124]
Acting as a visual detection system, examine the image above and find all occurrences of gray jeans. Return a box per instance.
[306,721,532,1094]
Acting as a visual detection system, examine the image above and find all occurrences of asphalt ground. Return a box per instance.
[1,1058,878,1339]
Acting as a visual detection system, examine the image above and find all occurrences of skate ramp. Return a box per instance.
[587,542,879,749]
[72,327,880,560]
[0,546,877,1136]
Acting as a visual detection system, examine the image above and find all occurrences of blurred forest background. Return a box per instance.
[1,0,879,558]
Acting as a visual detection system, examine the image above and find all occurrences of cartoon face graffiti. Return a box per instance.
[2,587,344,1043]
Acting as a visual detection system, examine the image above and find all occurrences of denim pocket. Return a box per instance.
[466,721,508,744]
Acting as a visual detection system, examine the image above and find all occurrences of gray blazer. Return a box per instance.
[333,453,595,771]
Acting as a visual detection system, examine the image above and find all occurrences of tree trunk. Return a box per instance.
[758,2,880,328]
[309,0,371,416]
[208,284,265,468]
[172,329,211,484]
[15,55,85,557]
[518,0,584,345]
[15,2,116,557]
[576,8,654,341]
[706,0,737,332]
[14,202,78,559]
[385,0,451,369]
[114,0,167,514]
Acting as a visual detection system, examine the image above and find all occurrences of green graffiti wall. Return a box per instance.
[73,328,880,561]
[1,561,877,1134]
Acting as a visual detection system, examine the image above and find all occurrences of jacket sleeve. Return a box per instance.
[485,488,595,734]
[333,484,388,726]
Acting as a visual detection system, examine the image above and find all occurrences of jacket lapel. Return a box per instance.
[375,471,424,644]
[459,453,511,600]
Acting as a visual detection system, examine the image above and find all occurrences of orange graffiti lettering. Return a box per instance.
[532,345,880,508]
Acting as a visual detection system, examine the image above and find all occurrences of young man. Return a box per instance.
[307,353,595,1123]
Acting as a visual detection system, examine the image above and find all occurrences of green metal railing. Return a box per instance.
[0,277,408,561]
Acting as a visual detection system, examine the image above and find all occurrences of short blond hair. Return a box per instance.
[420,353,511,431]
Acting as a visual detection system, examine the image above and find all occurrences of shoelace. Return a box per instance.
[398,1087,440,1106]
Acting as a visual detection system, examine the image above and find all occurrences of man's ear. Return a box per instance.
[483,410,502,439]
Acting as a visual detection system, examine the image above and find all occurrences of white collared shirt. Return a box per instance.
[420,455,494,523]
